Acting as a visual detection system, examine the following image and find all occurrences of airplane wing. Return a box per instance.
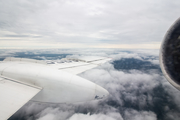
[0,56,110,119]
[48,56,112,74]
[3,56,111,75]
[0,76,42,120]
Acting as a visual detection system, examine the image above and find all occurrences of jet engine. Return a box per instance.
[160,17,180,90]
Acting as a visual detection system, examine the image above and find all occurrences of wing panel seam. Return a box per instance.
[0,75,42,90]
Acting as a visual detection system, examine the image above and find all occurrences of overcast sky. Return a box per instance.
[0,0,180,49]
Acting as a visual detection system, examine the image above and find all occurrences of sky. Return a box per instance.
[0,0,180,49]
[0,48,178,120]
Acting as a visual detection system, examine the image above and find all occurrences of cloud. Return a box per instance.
[0,0,180,48]
[37,114,56,120]
[6,49,180,120]
[124,109,157,120]
[68,112,123,120]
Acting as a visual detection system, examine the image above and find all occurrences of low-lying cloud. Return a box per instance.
[4,49,180,120]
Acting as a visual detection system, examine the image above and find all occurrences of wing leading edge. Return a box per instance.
[0,76,42,120]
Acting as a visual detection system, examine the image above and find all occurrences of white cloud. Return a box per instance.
[111,52,143,61]
[6,49,180,120]
[68,112,123,120]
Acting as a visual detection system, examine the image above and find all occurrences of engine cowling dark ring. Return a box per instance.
[160,17,180,90]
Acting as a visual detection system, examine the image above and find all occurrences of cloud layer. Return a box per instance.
[3,48,180,120]
[0,0,180,48]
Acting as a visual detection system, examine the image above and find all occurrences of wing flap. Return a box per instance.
[89,58,112,65]
[49,56,111,74]
[59,63,98,74]
[0,76,41,120]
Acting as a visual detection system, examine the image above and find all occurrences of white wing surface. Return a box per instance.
[48,56,111,74]
[0,76,42,120]
[4,56,111,75]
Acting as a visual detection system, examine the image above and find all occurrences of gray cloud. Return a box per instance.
[0,0,180,48]
[124,109,157,120]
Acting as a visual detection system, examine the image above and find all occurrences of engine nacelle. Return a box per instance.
[160,17,180,90]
